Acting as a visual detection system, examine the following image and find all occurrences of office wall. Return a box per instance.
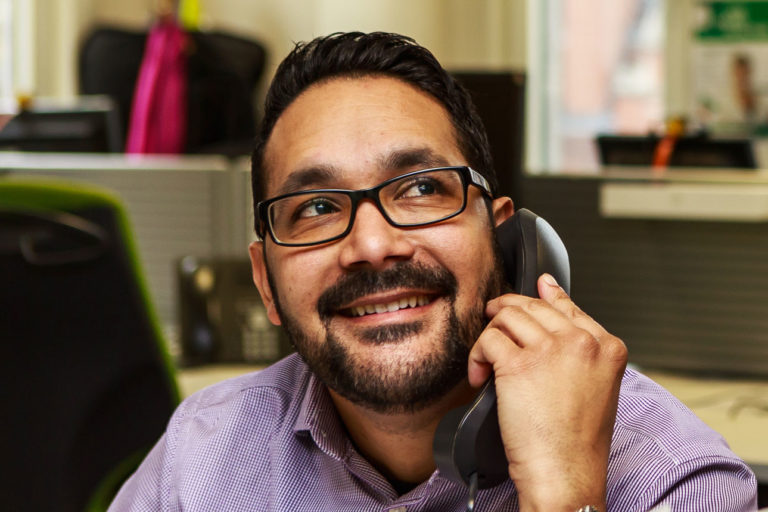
[30,0,527,98]
[27,0,95,97]
[90,0,526,69]
[27,0,696,118]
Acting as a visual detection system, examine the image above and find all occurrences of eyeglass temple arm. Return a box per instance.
[468,167,492,196]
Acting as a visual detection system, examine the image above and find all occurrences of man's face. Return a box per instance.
[250,76,512,413]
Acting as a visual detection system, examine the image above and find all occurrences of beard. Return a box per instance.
[266,246,505,414]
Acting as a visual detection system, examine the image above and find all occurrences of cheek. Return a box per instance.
[268,250,334,310]
[423,223,497,284]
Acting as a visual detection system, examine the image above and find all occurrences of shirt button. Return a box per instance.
[389,507,406,512]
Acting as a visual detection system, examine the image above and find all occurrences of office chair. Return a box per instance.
[0,178,180,512]
[79,26,267,156]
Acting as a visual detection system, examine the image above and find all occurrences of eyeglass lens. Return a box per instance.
[267,168,466,245]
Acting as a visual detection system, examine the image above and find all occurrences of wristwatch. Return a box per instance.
[576,507,599,512]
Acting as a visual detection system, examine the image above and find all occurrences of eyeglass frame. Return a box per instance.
[255,165,493,247]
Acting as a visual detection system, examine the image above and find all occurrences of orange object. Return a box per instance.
[653,116,687,170]
[653,134,677,169]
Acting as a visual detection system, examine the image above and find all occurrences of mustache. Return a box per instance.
[317,261,458,319]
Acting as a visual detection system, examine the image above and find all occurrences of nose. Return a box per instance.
[337,199,415,270]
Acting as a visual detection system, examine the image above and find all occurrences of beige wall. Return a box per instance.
[29,0,527,98]
[29,0,96,97]
[23,0,696,121]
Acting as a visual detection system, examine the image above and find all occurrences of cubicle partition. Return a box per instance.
[0,152,255,355]
[523,168,768,377]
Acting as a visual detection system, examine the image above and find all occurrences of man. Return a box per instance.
[110,32,756,511]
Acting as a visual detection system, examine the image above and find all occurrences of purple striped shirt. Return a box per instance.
[109,354,757,511]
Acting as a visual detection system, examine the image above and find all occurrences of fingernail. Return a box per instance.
[542,273,559,287]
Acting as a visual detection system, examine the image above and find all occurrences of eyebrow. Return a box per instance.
[274,165,342,197]
[274,147,453,197]
[378,147,451,173]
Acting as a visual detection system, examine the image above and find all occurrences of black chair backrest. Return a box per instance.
[0,179,179,512]
[79,26,267,156]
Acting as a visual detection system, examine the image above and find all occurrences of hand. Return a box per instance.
[467,273,627,512]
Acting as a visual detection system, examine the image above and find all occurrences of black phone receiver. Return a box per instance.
[433,208,570,506]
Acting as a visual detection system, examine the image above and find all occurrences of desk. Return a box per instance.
[177,364,263,397]
[643,370,768,466]
[177,364,768,466]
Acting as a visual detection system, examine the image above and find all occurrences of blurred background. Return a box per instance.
[1,0,767,510]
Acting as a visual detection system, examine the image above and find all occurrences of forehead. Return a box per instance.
[262,75,464,197]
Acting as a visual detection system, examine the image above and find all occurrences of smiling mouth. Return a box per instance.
[342,295,434,317]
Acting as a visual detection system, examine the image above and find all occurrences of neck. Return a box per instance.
[328,380,477,487]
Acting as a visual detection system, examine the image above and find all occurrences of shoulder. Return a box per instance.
[109,354,315,509]
[608,368,756,510]
[614,368,731,460]
[169,353,311,439]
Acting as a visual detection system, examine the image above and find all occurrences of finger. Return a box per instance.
[537,273,610,340]
[469,303,560,387]
[487,292,583,344]
[467,325,523,387]
[486,297,564,349]
[539,274,629,367]
[487,283,615,367]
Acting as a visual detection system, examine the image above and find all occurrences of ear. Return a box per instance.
[491,196,515,227]
[248,240,282,326]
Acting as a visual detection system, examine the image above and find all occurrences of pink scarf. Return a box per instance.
[126,19,187,154]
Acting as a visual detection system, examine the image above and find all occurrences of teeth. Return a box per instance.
[349,296,431,317]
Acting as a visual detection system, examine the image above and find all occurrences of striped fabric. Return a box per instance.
[109,354,757,511]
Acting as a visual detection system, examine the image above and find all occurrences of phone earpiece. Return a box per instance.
[495,208,570,298]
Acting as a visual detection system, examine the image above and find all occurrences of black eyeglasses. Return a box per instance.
[256,166,492,247]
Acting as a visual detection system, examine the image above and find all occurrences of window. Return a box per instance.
[0,0,13,103]
[528,0,666,171]
[0,0,34,111]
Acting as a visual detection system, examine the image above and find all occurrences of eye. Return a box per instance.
[399,178,440,198]
[295,197,340,219]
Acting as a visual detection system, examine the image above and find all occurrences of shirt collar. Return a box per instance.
[291,364,476,501]
[294,370,351,460]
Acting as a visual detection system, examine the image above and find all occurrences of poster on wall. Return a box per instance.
[692,1,768,135]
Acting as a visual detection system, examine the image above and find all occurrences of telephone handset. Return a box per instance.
[432,208,570,508]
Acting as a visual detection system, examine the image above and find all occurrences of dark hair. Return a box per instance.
[250,31,497,231]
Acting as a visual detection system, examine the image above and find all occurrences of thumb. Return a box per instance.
[537,273,566,302]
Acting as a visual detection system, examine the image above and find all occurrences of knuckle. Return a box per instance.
[521,297,546,315]
[571,330,600,356]
[604,336,629,364]
[495,303,526,321]
[563,301,587,321]
[494,293,522,308]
